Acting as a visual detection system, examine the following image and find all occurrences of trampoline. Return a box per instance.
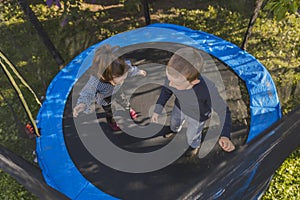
[35,23,281,199]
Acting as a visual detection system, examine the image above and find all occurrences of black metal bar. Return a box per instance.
[0,144,70,199]
[179,106,300,199]
[17,0,65,68]
[141,0,151,25]
[241,0,264,50]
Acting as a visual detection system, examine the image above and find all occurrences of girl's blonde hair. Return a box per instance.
[167,47,204,82]
[92,44,129,82]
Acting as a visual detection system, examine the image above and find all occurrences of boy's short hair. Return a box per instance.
[167,47,204,82]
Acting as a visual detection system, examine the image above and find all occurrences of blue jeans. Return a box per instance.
[170,106,205,148]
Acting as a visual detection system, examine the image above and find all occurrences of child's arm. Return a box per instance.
[211,92,235,151]
[73,103,86,117]
[75,76,98,115]
[151,80,173,122]
[125,60,147,77]
[205,77,232,138]
[204,77,235,151]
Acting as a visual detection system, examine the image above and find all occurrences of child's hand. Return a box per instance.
[138,70,147,76]
[218,136,235,152]
[73,103,86,117]
[151,113,159,123]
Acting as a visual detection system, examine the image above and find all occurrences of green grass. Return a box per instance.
[0,170,37,200]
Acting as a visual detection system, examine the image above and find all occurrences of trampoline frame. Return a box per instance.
[36,23,281,199]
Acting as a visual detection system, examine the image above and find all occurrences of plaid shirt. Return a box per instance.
[77,61,141,113]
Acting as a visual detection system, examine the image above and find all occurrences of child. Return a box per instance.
[151,47,235,157]
[73,44,146,131]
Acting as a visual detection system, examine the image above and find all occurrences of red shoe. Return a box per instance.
[129,108,137,120]
[108,122,121,131]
